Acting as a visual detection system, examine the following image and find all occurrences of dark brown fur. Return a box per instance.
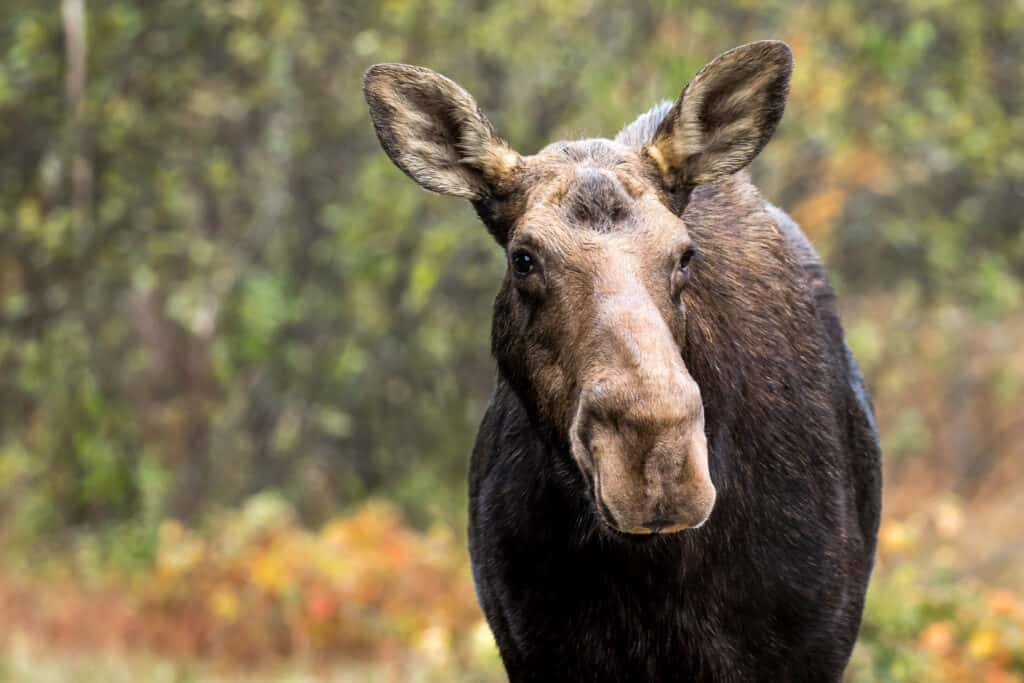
[363,41,882,681]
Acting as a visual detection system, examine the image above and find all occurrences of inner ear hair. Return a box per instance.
[363,63,521,200]
[645,41,793,191]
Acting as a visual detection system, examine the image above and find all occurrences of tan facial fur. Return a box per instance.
[499,146,716,534]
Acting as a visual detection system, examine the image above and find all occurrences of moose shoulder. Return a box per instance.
[364,41,882,682]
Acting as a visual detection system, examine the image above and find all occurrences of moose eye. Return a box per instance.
[678,247,696,272]
[511,251,535,276]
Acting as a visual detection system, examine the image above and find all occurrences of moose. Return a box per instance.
[364,41,882,682]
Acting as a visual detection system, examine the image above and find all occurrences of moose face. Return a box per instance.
[364,41,792,534]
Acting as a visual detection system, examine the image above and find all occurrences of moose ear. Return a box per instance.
[363,64,522,200]
[643,41,792,192]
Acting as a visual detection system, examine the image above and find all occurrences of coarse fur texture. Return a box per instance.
[364,40,882,682]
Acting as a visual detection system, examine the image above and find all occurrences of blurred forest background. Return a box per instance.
[1,1,1023,681]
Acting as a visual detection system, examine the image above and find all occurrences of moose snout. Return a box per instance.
[571,385,716,535]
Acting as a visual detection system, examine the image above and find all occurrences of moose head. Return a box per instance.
[364,41,792,535]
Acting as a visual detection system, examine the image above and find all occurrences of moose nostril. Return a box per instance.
[642,516,676,533]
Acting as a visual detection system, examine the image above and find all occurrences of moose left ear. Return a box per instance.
[644,41,792,193]
[363,63,522,201]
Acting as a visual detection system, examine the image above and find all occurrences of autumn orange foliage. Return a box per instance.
[0,497,490,670]
[3,495,1024,681]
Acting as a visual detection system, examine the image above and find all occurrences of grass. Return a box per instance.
[0,633,503,683]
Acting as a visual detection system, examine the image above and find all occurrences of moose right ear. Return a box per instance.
[363,64,522,201]
[641,41,792,198]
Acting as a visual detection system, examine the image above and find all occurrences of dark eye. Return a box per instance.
[511,251,535,276]
[678,247,696,272]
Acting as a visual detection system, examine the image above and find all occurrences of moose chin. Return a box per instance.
[364,40,882,683]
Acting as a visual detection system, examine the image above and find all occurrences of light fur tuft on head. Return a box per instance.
[614,100,673,151]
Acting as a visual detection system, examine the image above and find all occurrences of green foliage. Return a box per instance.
[0,0,1022,569]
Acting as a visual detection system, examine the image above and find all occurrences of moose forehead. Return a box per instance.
[517,138,658,236]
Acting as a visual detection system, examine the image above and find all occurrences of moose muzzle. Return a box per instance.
[569,289,716,535]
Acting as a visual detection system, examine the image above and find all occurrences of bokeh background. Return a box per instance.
[1,1,1023,681]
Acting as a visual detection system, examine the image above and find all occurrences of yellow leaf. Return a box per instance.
[967,628,1001,660]
[879,521,915,555]
[249,552,290,595]
[210,587,240,622]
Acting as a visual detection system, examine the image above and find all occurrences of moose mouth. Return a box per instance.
[585,457,709,537]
